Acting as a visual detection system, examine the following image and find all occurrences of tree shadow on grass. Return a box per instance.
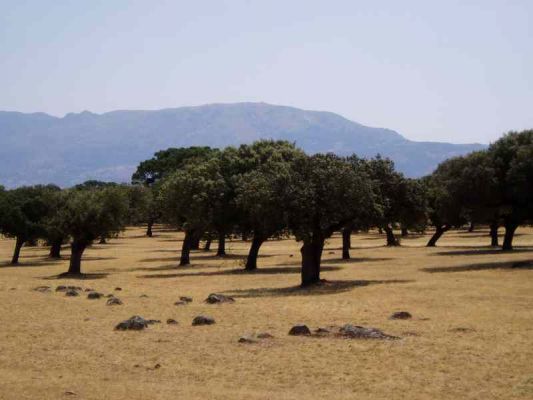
[421,260,533,273]
[138,253,273,263]
[221,279,415,298]
[127,262,225,273]
[0,259,62,268]
[41,272,109,280]
[137,265,343,279]
[431,247,533,257]
[281,257,392,267]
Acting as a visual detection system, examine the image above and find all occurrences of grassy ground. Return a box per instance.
[0,226,532,400]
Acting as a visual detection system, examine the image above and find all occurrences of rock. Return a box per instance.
[87,292,103,299]
[174,301,188,306]
[33,286,51,293]
[166,319,178,325]
[105,294,114,298]
[238,336,257,344]
[179,296,193,303]
[256,332,274,339]
[84,288,94,292]
[65,289,79,297]
[389,311,412,320]
[146,319,161,324]
[140,294,149,298]
[315,327,330,335]
[106,297,123,305]
[288,325,311,336]
[205,293,235,304]
[192,315,215,326]
[114,287,122,291]
[115,316,148,331]
[339,324,399,340]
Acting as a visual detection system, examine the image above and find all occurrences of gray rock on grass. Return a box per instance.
[192,315,215,326]
[115,316,148,331]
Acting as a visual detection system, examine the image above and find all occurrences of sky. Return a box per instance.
[1,0,532,144]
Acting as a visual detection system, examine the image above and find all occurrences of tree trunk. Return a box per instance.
[383,225,399,246]
[98,236,107,244]
[146,219,153,237]
[217,231,226,256]
[490,222,499,247]
[180,230,193,266]
[401,227,408,237]
[11,237,25,265]
[342,227,351,259]
[203,238,212,251]
[245,235,264,271]
[49,238,62,259]
[67,241,87,275]
[502,222,518,251]
[468,222,475,232]
[300,236,325,287]
[190,234,201,250]
[378,227,383,234]
[242,232,248,241]
[427,225,449,247]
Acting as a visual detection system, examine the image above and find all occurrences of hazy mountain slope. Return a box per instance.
[0,103,485,187]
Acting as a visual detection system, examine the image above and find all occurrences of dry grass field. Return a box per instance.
[0,226,532,400]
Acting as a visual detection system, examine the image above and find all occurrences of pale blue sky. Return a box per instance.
[1,0,532,143]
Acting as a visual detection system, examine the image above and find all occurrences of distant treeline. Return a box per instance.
[0,130,531,287]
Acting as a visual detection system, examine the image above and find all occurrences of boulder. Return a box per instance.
[87,292,103,299]
[33,286,51,293]
[65,289,79,297]
[389,311,412,320]
[205,293,234,304]
[106,297,123,306]
[192,315,215,326]
[288,325,311,336]
[115,316,148,331]
[166,319,178,325]
[339,324,399,340]
[179,296,193,303]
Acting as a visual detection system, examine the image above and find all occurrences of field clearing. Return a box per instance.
[0,227,532,400]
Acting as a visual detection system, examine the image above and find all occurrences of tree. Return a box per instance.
[0,185,55,264]
[42,188,69,258]
[285,154,375,286]
[160,158,225,266]
[489,130,533,250]
[55,187,129,275]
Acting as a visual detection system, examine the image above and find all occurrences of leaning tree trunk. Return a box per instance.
[190,233,201,250]
[489,222,499,247]
[245,234,265,271]
[146,219,154,237]
[342,227,352,260]
[502,222,518,251]
[203,238,212,251]
[11,237,25,265]
[49,238,62,259]
[67,240,87,275]
[300,236,325,287]
[383,225,399,246]
[217,231,226,256]
[179,230,194,266]
[427,225,450,247]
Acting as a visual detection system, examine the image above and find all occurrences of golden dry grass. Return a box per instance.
[0,227,532,400]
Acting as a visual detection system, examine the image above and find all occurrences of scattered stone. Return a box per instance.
[33,286,51,293]
[315,327,330,335]
[450,327,476,333]
[288,325,311,336]
[87,292,103,299]
[115,315,148,331]
[65,289,79,297]
[154,363,161,369]
[205,293,235,304]
[140,294,149,298]
[84,288,94,292]
[238,336,257,344]
[179,296,193,303]
[192,315,215,326]
[166,319,178,325]
[289,254,294,257]
[105,294,114,298]
[106,297,123,305]
[256,332,274,339]
[174,300,188,306]
[114,287,122,291]
[389,311,412,320]
[64,391,77,396]
[339,324,399,340]
[146,319,161,325]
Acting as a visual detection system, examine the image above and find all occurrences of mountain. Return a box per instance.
[0,102,485,187]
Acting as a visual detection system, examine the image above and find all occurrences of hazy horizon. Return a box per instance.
[1,0,532,144]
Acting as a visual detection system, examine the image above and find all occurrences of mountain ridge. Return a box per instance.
[0,102,485,188]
